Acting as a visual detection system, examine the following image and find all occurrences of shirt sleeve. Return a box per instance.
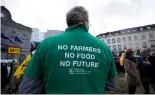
[24,40,47,79]
[105,75,117,91]
[19,76,45,94]
[105,48,117,91]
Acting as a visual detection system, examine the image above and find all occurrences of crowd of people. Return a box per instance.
[120,48,155,94]
[1,60,18,93]
[1,6,155,94]
[1,44,38,94]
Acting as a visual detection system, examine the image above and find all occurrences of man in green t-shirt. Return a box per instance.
[19,6,117,94]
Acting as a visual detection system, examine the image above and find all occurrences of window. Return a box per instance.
[123,37,126,42]
[142,42,147,48]
[151,44,155,48]
[21,43,24,48]
[141,34,146,40]
[134,36,137,41]
[129,44,133,49]
[112,38,116,43]
[22,39,25,43]
[123,44,127,50]
[107,39,111,44]
[24,39,28,43]
[102,35,105,38]
[118,45,122,50]
[12,31,16,34]
[112,45,117,51]
[135,43,139,49]
[149,33,154,39]
[23,33,26,37]
[128,36,132,41]
[108,46,111,50]
[147,27,151,29]
[117,38,121,43]
[6,55,14,59]
[140,28,143,31]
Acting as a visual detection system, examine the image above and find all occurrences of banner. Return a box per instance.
[8,47,21,54]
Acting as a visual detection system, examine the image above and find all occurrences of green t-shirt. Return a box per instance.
[25,24,117,94]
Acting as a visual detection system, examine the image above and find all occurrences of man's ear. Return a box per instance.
[84,21,89,30]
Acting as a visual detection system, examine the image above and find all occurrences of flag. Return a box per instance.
[14,54,32,79]
[14,36,23,43]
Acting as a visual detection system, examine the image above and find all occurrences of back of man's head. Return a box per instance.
[66,6,89,27]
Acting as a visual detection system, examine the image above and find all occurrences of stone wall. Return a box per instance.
[1,6,32,60]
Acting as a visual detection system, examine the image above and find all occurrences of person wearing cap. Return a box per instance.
[19,6,117,94]
[121,48,140,94]
[138,48,155,94]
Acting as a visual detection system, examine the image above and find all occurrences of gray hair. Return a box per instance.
[66,6,89,26]
[140,48,149,54]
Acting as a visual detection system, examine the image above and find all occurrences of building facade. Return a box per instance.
[96,24,155,56]
[1,6,32,60]
[44,30,63,39]
[31,28,44,42]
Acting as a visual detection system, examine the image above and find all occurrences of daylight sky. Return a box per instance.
[1,0,155,36]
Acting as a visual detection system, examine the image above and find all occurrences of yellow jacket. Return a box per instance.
[14,54,32,79]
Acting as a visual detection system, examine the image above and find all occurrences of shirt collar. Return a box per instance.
[65,24,88,32]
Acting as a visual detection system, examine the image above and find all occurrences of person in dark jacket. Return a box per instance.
[1,63,8,89]
[138,48,155,94]
[148,48,155,81]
